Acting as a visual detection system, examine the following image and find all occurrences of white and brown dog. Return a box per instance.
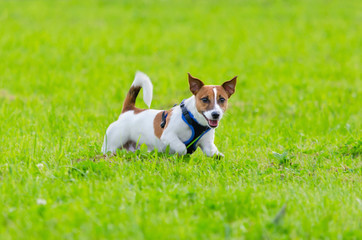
[102,71,236,157]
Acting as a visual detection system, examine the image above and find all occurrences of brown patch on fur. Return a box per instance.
[154,109,173,139]
[133,108,147,114]
[121,86,146,114]
[195,86,229,113]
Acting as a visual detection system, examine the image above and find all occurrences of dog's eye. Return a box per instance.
[201,97,209,103]
[219,97,225,103]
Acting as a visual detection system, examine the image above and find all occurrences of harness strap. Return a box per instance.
[180,100,210,154]
[160,111,168,128]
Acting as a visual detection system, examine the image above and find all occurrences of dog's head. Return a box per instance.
[188,73,237,128]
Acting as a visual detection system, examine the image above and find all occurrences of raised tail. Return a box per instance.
[122,71,153,113]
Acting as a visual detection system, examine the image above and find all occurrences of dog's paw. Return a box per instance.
[214,152,224,159]
[171,146,187,156]
[179,148,187,156]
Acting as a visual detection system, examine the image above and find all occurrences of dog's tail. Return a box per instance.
[122,71,153,113]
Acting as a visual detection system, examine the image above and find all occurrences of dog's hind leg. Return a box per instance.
[101,120,129,154]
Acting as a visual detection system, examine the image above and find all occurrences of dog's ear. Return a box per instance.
[222,76,237,98]
[188,73,204,95]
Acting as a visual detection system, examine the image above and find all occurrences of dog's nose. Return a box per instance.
[211,111,220,119]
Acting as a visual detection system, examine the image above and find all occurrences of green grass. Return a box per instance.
[1,0,361,239]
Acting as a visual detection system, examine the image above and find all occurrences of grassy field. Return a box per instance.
[0,0,361,239]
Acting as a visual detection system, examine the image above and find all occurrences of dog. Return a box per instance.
[102,71,236,157]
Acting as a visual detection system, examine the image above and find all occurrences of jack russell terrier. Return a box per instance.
[102,72,237,157]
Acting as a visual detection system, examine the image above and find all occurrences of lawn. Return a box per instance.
[0,0,361,239]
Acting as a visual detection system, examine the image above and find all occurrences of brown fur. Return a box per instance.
[195,86,229,113]
[222,77,237,97]
[188,73,237,115]
[133,108,147,114]
[122,86,146,114]
[188,73,204,95]
[153,110,173,139]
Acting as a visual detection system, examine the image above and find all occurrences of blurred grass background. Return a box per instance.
[0,0,361,239]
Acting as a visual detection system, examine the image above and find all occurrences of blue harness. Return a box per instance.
[179,100,211,154]
[160,101,211,154]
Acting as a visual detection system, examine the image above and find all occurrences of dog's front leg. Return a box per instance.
[161,134,187,155]
[198,131,224,158]
[199,142,224,158]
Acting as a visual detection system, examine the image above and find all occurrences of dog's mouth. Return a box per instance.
[202,113,219,128]
[208,119,219,128]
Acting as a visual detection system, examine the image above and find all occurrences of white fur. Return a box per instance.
[133,71,153,108]
[202,87,223,122]
[102,74,223,157]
